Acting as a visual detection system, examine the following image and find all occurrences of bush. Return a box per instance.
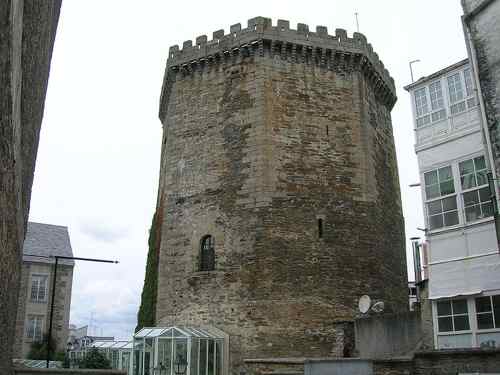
[78,348,111,369]
[27,334,66,361]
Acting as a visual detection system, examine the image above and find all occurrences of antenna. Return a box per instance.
[371,301,385,313]
[358,295,371,314]
[355,12,360,33]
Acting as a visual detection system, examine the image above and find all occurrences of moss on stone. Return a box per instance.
[136,212,159,331]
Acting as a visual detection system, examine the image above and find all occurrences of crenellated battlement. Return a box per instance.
[164,17,396,107]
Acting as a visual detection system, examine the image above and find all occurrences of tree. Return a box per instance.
[78,348,111,369]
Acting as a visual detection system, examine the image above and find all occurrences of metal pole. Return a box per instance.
[46,256,58,368]
[45,255,117,368]
[409,59,420,83]
[355,12,359,32]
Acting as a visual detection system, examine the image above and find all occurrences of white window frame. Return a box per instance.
[423,154,494,233]
[26,315,44,341]
[435,298,472,334]
[30,274,48,303]
[414,87,431,128]
[423,165,459,231]
[428,80,447,123]
[459,155,494,223]
[475,295,500,331]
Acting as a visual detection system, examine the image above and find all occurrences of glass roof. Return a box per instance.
[91,340,133,350]
[134,326,224,339]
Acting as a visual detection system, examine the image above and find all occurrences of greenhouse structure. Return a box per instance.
[69,340,133,373]
[133,327,226,375]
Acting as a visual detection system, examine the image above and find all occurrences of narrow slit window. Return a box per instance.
[200,235,215,271]
[318,218,323,239]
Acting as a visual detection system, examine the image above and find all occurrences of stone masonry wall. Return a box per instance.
[13,263,74,358]
[156,19,407,374]
[462,0,500,180]
[0,1,62,372]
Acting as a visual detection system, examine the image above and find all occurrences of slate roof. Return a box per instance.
[23,222,74,266]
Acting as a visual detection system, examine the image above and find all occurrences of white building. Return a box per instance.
[405,59,500,349]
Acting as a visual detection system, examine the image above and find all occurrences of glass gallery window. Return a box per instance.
[447,68,477,115]
[133,327,225,375]
[475,295,500,330]
[437,299,470,333]
[424,165,458,230]
[459,156,493,222]
[413,80,447,128]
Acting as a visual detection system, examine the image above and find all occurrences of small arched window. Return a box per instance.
[200,235,215,271]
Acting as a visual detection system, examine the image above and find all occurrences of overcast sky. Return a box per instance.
[29,0,468,340]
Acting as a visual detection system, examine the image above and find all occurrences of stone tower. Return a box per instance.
[155,17,407,372]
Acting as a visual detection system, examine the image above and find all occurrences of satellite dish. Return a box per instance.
[358,295,371,314]
[371,301,385,313]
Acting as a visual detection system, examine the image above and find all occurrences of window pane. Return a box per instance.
[199,340,207,375]
[464,68,474,96]
[459,159,474,176]
[425,171,438,186]
[215,341,222,375]
[477,171,488,186]
[415,88,429,117]
[429,215,444,229]
[448,73,464,103]
[442,196,457,211]
[428,201,442,215]
[208,341,215,375]
[451,101,467,114]
[463,191,479,206]
[476,296,492,313]
[477,313,494,330]
[438,166,453,181]
[440,180,455,195]
[432,109,446,122]
[31,281,38,300]
[479,187,491,202]
[452,299,468,314]
[465,205,482,222]
[494,295,500,328]
[461,174,477,190]
[159,339,172,375]
[426,185,440,200]
[474,156,486,170]
[438,317,453,332]
[437,301,452,316]
[444,211,459,226]
[429,81,444,110]
[482,202,494,218]
[191,339,199,375]
[454,315,470,331]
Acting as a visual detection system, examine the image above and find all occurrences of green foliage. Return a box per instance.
[78,348,111,369]
[27,334,65,361]
[136,212,159,331]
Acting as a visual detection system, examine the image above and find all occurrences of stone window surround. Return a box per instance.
[26,314,44,341]
[30,273,49,303]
